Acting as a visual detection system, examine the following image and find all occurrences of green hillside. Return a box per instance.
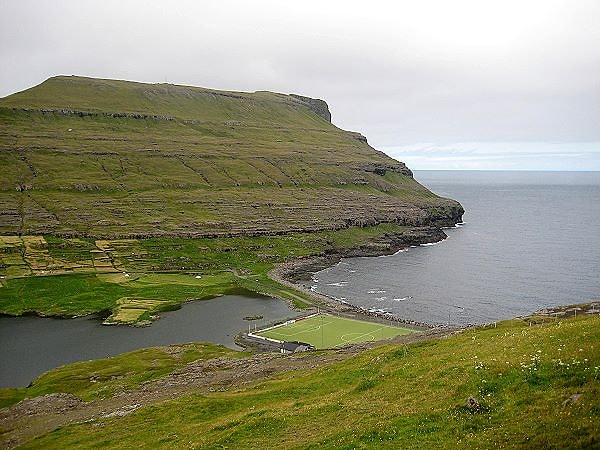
[2,313,598,448]
[0,76,461,238]
[0,76,462,322]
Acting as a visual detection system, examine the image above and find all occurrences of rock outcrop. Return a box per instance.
[290,93,332,122]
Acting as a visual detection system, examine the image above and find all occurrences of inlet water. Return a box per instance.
[313,171,600,326]
[0,294,298,387]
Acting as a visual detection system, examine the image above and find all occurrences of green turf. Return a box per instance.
[256,313,413,348]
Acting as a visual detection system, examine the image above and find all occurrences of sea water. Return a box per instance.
[313,171,600,326]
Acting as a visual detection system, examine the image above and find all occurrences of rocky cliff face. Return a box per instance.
[289,94,332,122]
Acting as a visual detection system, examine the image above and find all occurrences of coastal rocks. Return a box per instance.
[422,204,465,228]
[275,226,449,284]
[268,225,461,328]
[531,302,600,319]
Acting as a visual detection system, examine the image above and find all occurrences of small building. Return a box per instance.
[280,341,314,354]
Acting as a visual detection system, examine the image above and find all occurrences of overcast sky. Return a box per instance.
[1,0,599,170]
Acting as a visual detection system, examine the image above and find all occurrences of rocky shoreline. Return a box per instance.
[268,225,455,329]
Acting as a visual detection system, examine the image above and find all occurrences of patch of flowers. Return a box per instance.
[519,350,541,373]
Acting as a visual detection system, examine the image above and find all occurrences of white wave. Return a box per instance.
[367,289,386,294]
[375,296,388,301]
[327,281,348,287]
[391,297,409,302]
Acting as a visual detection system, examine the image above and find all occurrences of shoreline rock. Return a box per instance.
[268,226,453,328]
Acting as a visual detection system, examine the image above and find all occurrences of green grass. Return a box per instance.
[0,224,416,321]
[257,314,413,348]
[0,75,462,323]
[0,272,240,318]
[0,343,246,408]
[11,314,599,449]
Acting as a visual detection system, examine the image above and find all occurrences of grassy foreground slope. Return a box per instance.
[2,314,598,448]
[0,76,462,238]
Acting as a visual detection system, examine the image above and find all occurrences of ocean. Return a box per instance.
[312,171,600,325]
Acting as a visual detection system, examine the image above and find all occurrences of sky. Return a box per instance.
[1,0,599,170]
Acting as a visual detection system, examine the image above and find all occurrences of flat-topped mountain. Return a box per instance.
[0,76,462,238]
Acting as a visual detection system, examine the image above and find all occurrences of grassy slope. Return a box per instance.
[0,76,458,238]
[0,343,245,408]
[0,76,461,321]
[6,314,599,449]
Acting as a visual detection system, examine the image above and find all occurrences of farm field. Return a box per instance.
[256,313,414,348]
[0,224,422,323]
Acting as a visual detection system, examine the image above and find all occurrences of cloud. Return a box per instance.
[381,142,600,170]
[1,0,599,169]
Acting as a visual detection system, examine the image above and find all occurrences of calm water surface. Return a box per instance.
[313,171,600,326]
[0,294,298,387]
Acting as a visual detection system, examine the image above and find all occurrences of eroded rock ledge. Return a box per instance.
[272,226,449,285]
[289,94,332,122]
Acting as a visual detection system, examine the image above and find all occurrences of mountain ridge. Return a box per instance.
[0,76,462,238]
[1,75,333,124]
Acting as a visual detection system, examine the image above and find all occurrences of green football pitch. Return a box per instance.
[255,314,414,349]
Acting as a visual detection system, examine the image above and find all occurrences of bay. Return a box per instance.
[313,171,600,326]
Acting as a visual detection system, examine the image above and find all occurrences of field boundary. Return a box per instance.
[249,312,414,349]
[246,312,320,345]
